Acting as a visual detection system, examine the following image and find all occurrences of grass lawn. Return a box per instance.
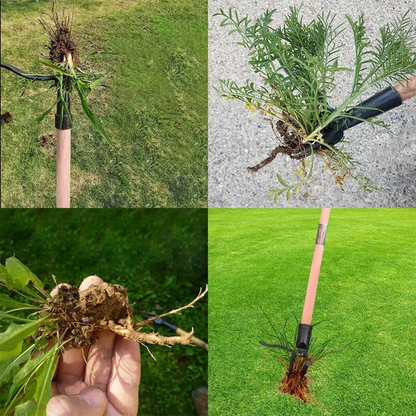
[1,0,207,208]
[0,209,208,415]
[208,208,416,415]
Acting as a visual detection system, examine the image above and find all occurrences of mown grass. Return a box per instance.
[1,0,207,207]
[0,209,208,415]
[208,208,416,415]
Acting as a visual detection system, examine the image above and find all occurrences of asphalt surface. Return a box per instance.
[209,0,416,207]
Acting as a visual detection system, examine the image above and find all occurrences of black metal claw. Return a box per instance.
[259,341,297,377]
[300,358,312,378]
[1,63,56,81]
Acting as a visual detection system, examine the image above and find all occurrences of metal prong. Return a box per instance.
[300,358,312,378]
[287,350,297,377]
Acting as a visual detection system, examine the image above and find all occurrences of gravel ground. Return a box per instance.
[208,0,416,207]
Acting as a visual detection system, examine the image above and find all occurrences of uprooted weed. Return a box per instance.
[47,282,208,349]
[39,0,79,66]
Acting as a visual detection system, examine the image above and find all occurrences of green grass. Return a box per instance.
[0,209,208,415]
[208,208,416,415]
[1,0,207,207]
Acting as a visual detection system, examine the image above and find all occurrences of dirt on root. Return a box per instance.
[247,120,305,172]
[43,282,206,349]
[48,283,133,348]
[279,357,312,403]
[39,1,80,66]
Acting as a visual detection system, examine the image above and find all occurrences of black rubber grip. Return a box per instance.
[296,323,312,357]
[292,86,403,157]
[340,86,402,131]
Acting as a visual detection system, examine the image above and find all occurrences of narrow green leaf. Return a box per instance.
[34,355,59,416]
[0,312,35,323]
[86,50,118,58]
[39,59,73,76]
[35,99,59,124]
[0,344,35,386]
[76,84,112,145]
[275,173,289,187]
[89,76,106,89]
[0,319,45,353]
[0,294,33,310]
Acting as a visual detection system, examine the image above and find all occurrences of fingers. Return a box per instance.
[86,330,116,391]
[47,386,107,416]
[107,336,141,416]
[79,275,104,291]
[54,347,89,386]
[80,275,116,392]
[50,283,72,297]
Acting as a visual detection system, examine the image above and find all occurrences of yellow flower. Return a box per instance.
[245,102,257,113]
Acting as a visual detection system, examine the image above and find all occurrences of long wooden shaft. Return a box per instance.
[56,128,71,208]
[301,208,330,325]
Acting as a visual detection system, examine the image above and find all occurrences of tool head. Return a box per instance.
[143,312,178,331]
[143,312,164,325]
[295,323,313,357]
[1,63,57,82]
[259,340,310,379]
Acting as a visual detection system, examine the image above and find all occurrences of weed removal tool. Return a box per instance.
[144,312,208,351]
[217,8,416,199]
[1,1,110,208]
[259,208,330,402]
[1,62,73,208]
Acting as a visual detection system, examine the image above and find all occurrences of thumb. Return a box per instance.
[47,386,107,416]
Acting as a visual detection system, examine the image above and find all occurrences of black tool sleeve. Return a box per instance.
[331,86,403,134]
[55,92,72,130]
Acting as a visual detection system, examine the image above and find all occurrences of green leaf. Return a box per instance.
[0,312,35,323]
[0,345,35,386]
[86,50,118,58]
[0,294,33,310]
[10,354,46,399]
[275,173,289,187]
[35,99,59,124]
[12,379,38,416]
[0,319,45,353]
[76,84,112,145]
[0,338,22,362]
[89,76,106,89]
[14,399,37,416]
[39,59,73,76]
[0,264,20,291]
[33,355,59,416]
[5,257,44,291]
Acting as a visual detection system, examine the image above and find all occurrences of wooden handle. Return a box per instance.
[176,328,208,351]
[395,75,416,102]
[301,208,330,325]
[56,129,71,208]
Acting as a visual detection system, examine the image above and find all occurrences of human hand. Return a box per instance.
[47,275,141,416]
